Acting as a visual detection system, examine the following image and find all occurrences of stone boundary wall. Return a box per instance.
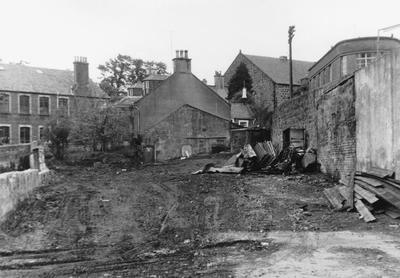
[316,78,356,184]
[271,91,317,151]
[272,77,356,183]
[0,168,51,220]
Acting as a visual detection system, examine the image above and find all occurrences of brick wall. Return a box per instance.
[271,91,316,151]
[143,105,230,161]
[224,54,275,110]
[316,77,356,183]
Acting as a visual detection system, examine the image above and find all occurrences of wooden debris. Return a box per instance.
[354,184,379,204]
[356,180,400,209]
[224,153,241,167]
[355,176,384,187]
[365,167,394,178]
[385,210,400,219]
[323,187,346,210]
[354,199,376,222]
[354,192,363,200]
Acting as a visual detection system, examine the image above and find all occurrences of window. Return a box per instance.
[0,93,10,113]
[357,53,376,69]
[144,81,150,95]
[19,126,31,144]
[19,95,31,114]
[39,96,50,115]
[38,126,45,141]
[341,56,348,76]
[57,97,69,115]
[238,120,249,127]
[0,125,10,145]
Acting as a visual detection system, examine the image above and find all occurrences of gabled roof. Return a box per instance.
[143,74,169,81]
[136,71,231,131]
[0,63,108,98]
[243,54,314,85]
[231,103,254,119]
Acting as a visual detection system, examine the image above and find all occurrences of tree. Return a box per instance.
[227,63,253,101]
[44,112,72,160]
[98,55,168,99]
[70,104,131,151]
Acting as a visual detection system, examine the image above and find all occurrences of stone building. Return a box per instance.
[0,57,108,145]
[224,51,313,111]
[135,50,231,161]
[272,36,400,183]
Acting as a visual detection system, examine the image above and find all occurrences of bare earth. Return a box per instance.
[1,154,400,277]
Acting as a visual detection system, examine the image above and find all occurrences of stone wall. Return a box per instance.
[224,54,275,110]
[0,168,51,221]
[316,77,356,183]
[143,105,230,161]
[271,91,316,151]
[272,76,357,183]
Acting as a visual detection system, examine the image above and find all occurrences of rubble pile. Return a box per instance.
[194,141,319,175]
[324,168,400,223]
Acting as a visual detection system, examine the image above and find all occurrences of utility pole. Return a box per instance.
[288,25,295,97]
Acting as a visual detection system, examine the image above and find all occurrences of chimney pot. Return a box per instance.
[184,50,188,58]
[279,56,288,61]
[180,50,184,58]
[175,50,179,58]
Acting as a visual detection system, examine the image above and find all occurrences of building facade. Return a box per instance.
[0,57,108,145]
[224,52,314,111]
[308,37,400,92]
[135,50,231,160]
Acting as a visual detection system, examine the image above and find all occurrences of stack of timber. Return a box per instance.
[253,141,277,167]
[324,168,400,223]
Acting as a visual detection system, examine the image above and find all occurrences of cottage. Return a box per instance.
[0,57,108,145]
[135,50,231,161]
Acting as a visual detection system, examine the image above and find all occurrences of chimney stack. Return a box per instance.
[73,56,89,95]
[173,49,191,73]
[214,71,224,91]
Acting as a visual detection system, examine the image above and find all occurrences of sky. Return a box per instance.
[1,0,400,85]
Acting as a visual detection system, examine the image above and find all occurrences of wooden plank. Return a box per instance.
[366,167,394,178]
[349,172,355,209]
[356,180,400,209]
[355,199,376,222]
[355,176,384,187]
[323,187,345,209]
[385,209,400,219]
[354,184,379,204]
[354,192,363,200]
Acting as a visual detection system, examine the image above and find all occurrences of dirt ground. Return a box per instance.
[1,153,400,277]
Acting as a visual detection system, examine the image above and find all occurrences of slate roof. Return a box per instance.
[0,63,108,98]
[243,54,314,85]
[143,74,169,81]
[208,85,228,101]
[114,96,142,108]
[231,103,254,120]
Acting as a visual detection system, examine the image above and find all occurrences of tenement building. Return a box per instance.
[0,57,108,145]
